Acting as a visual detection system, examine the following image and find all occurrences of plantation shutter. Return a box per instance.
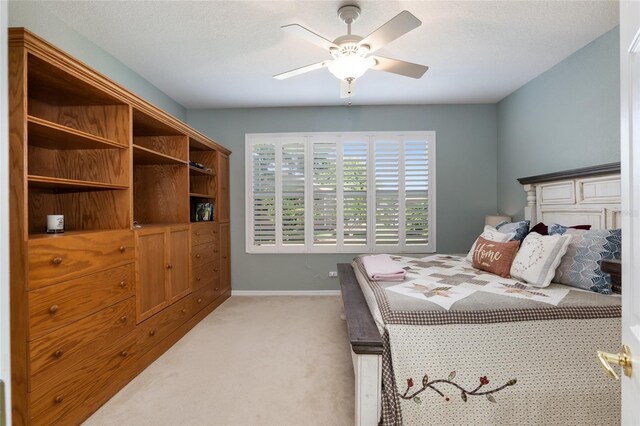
[250,143,276,247]
[404,139,430,246]
[247,132,435,253]
[342,140,368,246]
[281,142,305,245]
[374,139,401,246]
[312,142,337,245]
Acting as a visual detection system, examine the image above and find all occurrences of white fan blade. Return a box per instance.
[340,79,356,98]
[359,11,421,53]
[281,24,338,51]
[371,56,428,79]
[274,60,331,80]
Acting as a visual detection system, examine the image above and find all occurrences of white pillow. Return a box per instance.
[465,226,516,263]
[510,232,572,287]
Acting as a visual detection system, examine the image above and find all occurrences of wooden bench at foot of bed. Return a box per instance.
[338,263,383,426]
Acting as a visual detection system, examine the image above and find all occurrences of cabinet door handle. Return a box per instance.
[119,246,126,253]
[51,257,63,265]
[214,287,219,292]
[149,329,156,336]
[214,267,219,272]
[197,298,202,303]
[181,308,187,313]
[54,395,64,404]
[166,264,172,269]
[120,315,128,323]
[195,232,201,236]
[214,249,219,253]
[54,349,64,358]
[120,350,128,358]
[195,254,201,259]
[119,280,127,288]
[196,276,201,281]
[49,305,59,314]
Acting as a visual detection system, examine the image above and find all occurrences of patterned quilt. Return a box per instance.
[352,254,621,426]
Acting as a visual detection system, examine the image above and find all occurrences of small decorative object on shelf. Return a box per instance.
[46,214,64,234]
[195,202,214,221]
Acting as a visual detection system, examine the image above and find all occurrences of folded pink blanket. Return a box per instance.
[362,254,406,282]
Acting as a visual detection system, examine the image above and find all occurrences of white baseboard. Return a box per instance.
[231,290,341,296]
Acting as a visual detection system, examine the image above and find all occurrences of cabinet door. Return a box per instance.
[136,230,168,322]
[219,222,230,293]
[217,153,230,223]
[168,226,191,303]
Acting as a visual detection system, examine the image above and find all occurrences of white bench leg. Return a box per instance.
[352,352,382,426]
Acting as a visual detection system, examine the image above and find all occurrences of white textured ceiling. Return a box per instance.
[39,0,618,108]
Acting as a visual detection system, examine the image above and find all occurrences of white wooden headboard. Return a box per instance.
[518,163,621,230]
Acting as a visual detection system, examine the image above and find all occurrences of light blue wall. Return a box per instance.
[8,1,187,120]
[188,105,497,291]
[497,27,620,220]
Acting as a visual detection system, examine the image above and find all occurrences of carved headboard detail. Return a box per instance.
[517,163,621,230]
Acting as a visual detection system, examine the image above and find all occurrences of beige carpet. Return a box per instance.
[84,296,355,426]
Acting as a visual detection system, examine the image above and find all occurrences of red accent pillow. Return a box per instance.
[471,237,520,278]
[530,222,592,235]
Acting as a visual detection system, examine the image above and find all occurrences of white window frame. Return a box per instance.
[245,131,436,254]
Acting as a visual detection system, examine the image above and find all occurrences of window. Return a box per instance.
[246,132,436,253]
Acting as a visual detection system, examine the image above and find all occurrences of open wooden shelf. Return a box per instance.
[27,175,129,191]
[28,116,126,150]
[189,192,216,199]
[133,145,187,165]
[189,165,215,176]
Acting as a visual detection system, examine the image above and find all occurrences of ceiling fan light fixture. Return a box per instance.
[328,55,376,80]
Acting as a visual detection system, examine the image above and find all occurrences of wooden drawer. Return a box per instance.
[137,295,192,349]
[191,222,218,246]
[192,242,218,266]
[30,327,142,425]
[29,263,134,339]
[191,259,220,291]
[28,230,134,289]
[29,295,192,425]
[29,297,135,391]
[191,283,219,314]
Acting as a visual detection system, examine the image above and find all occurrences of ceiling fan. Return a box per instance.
[274,5,429,100]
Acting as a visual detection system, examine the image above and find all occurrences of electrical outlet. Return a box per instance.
[329,271,338,278]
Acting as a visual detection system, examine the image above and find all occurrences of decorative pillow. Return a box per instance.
[547,223,593,235]
[496,220,531,242]
[552,228,622,294]
[465,226,516,263]
[471,237,520,278]
[530,223,592,236]
[510,232,572,287]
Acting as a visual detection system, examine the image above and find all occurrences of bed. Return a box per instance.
[338,163,622,425]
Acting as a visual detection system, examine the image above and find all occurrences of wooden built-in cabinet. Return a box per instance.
[8,28,232,425]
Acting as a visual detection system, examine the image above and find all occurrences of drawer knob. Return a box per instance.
[120,315,128,323]
[119,280,126,288]
[197,298,202,303]
[215,287,219,291]
[196,276,201,281]
[54,349,64,358]
[222,256,227,260]
[181,308,187,313]
[166,264,172,269]
[120,350,128,358]
[196,231,201,236]
[51,257,63,265]
[149,329,156,336]
[54,395,64,404]
[119,246,126,253]
[195,254,201,259]
[49,305,59,314]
